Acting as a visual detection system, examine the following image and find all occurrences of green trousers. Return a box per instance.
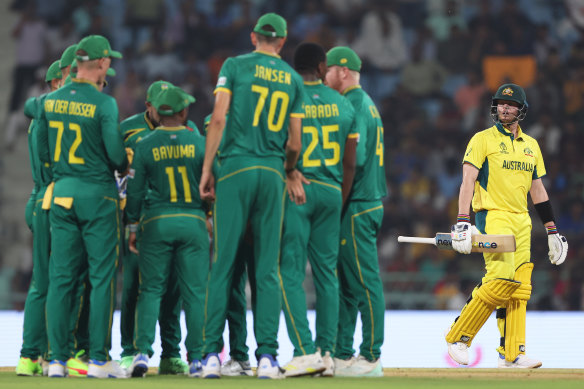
[281,182,342,357]
[120,230,182,359]
[203,156,284,359]
[20,189,50,359]
[25,189,36,231]
[70,272,90,354]
[46,182,121,362]
[336,200,385,361]
[134,208,208,362]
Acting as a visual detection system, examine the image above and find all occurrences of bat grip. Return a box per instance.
[397,236,437,245]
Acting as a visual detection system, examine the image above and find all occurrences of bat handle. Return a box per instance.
[397,236,437,245]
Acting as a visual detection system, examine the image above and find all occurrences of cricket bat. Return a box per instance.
[397,233,516,253]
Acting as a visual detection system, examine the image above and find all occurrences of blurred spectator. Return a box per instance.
[436,25,470,74]
[425,0,467,42]
[454,70,487,132]
[400,43,447,98]
[527,113,562,157]
[290,0,327,41]
[125,0,165,49]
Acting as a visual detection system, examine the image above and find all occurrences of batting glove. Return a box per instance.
[451,221,479,254]
[547,225,568,265]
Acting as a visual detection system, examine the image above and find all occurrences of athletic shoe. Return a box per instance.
[129,353,149,377]
[335,355,383,377]
[188,360,202,377]
[66,356,88,377]
[256,354,284,379]
[87,360,129,378]
[74,349,90,364]
[39,357,49,376]
[16,357,43,376]
[201,353,221,378]
[447,341,469,365]
[119,356,134,370]
[320,351,334,377]
[158,357,188,375]
[283,351,325,377]
[48,360,67,377]
[498,353,542,369]
[333,356,355,376]
[221,359,253,376]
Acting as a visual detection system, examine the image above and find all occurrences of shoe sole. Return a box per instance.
[284,366,326,377]
[202,373,220,378]
[447,349,468,365]
[132,365,148,378]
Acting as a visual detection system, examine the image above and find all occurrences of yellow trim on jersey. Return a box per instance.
[143,112,155,130]
[125,128,147,142]
[142,213,206,226]
[308,179,341,192]
[348,133,359,139]
[303,80,322,86]
[254,49,281,59]
[72,78,99,90]
[342,85,362,95]
[156,125,186,132]
[214,87,232,95]
[218,166,285,183]
[290,112,305,118]
[351,204,383,359]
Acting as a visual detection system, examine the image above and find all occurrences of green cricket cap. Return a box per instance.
[45,60,63,82]
[153,85,195,116]
[326,46,362,72]
[71,59,115,76]
[76,35,122,61]
[106,67,116,76]
[60,44,77,69]
[253,13,287,38]
[146,80,174,103]
[492,83,528,107]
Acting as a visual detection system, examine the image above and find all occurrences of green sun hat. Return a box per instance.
[253,13,287,38]
[153,85,195,116]
[60,44,77,69]
[326,46,362,72]
[45,60,63,82]
[146,80,174,103]
[76,35,122,61]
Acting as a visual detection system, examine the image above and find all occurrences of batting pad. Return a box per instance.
[446,278,520,347]
[505,262,534,362]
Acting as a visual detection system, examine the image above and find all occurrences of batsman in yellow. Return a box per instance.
[445,83,568,368]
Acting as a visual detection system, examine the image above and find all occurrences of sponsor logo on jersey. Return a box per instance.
[217,76,227,87]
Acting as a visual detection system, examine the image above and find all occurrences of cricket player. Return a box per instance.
[446,83,568,368]
[38,35,128,378]
[126,85,209,378]
[59,44,77,80]
[118,80,189,375]
[16,60,62,377]
[199,12,305,379]
[325,46,387,377]
[280,42,358,377]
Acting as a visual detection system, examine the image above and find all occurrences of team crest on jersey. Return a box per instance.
[70,90,76,95]
[502,87,514,96]
[170,134,177,139]
[499,142,509,154]
[270,60,276,65]
[313,94,319,99]
[524,147,534,157]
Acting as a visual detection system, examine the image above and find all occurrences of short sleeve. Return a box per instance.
[531,139,546,179]
[214,57,235,95]
[462,133,486,170]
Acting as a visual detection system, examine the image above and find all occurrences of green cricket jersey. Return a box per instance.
[37,79,128,188]
[24,95,53,189]
[343,85,387,201]
[298,80,358,186]
[125,126,206,223]
[214,50,305,160]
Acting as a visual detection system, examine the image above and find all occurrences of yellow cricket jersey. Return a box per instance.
[463,124,546,214]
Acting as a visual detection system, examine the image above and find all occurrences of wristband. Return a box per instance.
[457,214,471,223]
[546,225,558,235]
[285,167,295,174]
[534,200,555,225]
[128,223,139,233]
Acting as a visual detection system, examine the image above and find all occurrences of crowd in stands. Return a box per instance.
[3,0,584,311]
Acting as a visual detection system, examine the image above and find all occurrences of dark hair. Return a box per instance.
[254,25,281,44]
[293,42,326,73]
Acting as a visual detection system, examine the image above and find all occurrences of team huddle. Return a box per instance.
[16,11,569,380]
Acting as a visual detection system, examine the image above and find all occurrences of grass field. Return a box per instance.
[1,369,584,389]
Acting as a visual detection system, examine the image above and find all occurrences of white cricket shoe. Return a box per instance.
[201,353,221,378]
[320,351,334,377]
[221,359,253,376]
[256,354,284,379]
[447,342,469,365]
[335,355,382,377]
[188,360,202,377]
[48,360,67,377]
[283,351,325,377]
[333,356,356,376]
[87,360,129,378]
[129,353,149,377]
[498,353,542,369]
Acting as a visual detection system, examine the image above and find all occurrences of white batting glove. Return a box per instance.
[548,233,568,265]
[451,222,479,254]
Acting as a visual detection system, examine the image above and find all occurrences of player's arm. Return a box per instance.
[457,163,478,215]
[37,106,51,164]
[451,162,479,254]
[200,90,231,201]
[341,132,358,204]
[125,149,146,254]
[101,99,129,173]
[284,116,308,204]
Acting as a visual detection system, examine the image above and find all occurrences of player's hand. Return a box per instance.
[129,231,139,255]
[199,169,216,202]
[286,169,309,205]
[548,233,568,265]
[451,222,479,254]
